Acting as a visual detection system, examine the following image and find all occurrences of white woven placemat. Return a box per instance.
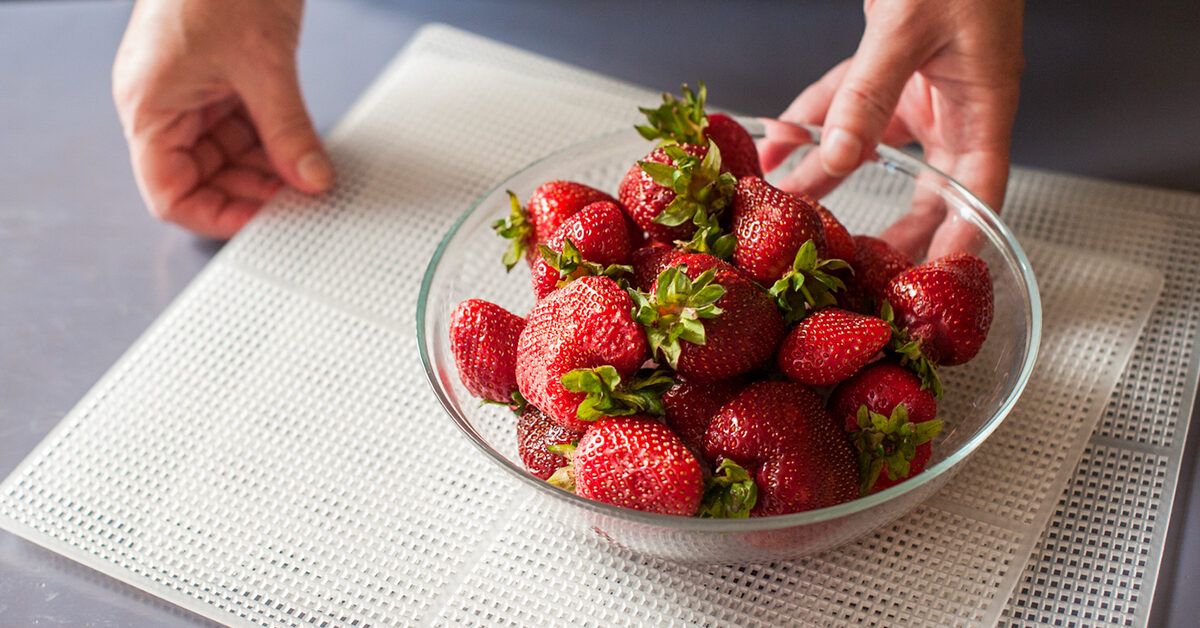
[2,25,1195,627]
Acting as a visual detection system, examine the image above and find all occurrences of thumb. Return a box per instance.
[820,13,940,177]
[238,65,333,194]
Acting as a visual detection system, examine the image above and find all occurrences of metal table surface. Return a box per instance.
[1,1,1197,625]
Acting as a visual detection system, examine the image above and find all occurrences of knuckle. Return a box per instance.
[838,82,895,127]
[262,111,314,147]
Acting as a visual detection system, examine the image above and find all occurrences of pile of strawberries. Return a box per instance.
[450,84,994,518]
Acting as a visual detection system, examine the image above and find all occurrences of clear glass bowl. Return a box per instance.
[417,119,1041,563]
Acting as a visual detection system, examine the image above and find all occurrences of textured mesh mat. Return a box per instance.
[2,25,1196,627]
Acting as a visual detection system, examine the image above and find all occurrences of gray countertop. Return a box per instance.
[1,1,1197,625]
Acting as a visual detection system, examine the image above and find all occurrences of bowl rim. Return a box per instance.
[417,119,1042,531]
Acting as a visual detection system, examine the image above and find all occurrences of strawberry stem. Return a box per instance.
[635,81,709,146]
[560,366,675,421]
[640,140,737,259]
[851,403,943,496]
[480,389,528,415]
[698,459,758,518]
[629,266,726,368]
[880,300,944,398]
[768,240,851,322]
[491,190,533,271]
[546,442,577,492]
[539,238,633,289]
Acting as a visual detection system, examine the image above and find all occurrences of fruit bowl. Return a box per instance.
[417,118,1041,562]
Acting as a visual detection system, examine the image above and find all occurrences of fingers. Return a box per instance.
[236,62,333,194]
[209,166,282,201]
[880,145,1011,261]
[159,163,279,239]
[168,185,261,239]
[759,61,851,173]
[774,149,844,200]
[819,9,942,178]
[926,148,1011,258]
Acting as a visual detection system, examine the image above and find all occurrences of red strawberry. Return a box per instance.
[631,241,684,291]
[663,377,745,456]
[732,176,827,283]
[569,416,705,516]
[706,113,763,179]
[633,253,784,381]
[618,143,736,249]
[531,201,634,300]
[732,178,852,321]
[813,204,856,262]
[449,299,525,403]
[516,406,583,480]
[777,308,891,386]
[848,235,913,307]
[704,381,858,516]
[829,362,938,432]
[884,252,993,366]
[516,276,659,432]
[492,182,617,270]
[633,83,762,179]
[829,362,943,494]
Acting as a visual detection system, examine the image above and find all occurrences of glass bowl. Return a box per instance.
[417,119,1041,563]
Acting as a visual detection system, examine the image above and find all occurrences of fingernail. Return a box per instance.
[297,151,334,190]
[821,128,862,177]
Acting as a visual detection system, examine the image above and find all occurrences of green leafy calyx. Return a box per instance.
[851,403,943,496]
[629,266,726,368]
[491,190,533,272]
[680,206,737,260]
[880,300,944,398]
[539,238,633,288]
[640,140,737,256]
[698,459,758,518]
[635,82,709,146]
[546,442,577,492]
[560,366,675,422]
[480,389,528,415]
[768,240,852,322]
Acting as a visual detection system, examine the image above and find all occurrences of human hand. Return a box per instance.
[112,0,333,239]
[759,0,1024,259]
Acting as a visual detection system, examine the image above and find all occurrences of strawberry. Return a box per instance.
[732,176,828,282]
[828,362,938,431]
[848,235,913,307]
[813,204,856,262]
[777,308,891,386]
[449,299,525,404]
[632,254,785,381]
[631,241,684,291]
[564,416,705,516]
[516,406,583,480]
[531,201,634,300]
[662,376,745,456]
[705,113,763,179]
[732,178,852,321]
[884,252,993,366]
[516,276,665,431]
[704,381,858,516]
[634,82,762,179]
[492,182,617,270]
[618,143,736,254]
[828,362,942,494]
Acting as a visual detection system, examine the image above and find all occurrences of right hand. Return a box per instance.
[760,0,1024,258]
[112,0,333,239]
